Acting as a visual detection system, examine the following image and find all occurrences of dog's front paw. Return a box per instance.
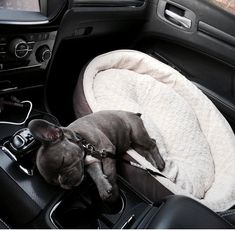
[98,178,113,201]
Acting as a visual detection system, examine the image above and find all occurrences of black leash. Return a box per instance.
[121,158,166,178]
[75,133,166,178]
[75,133,116,160]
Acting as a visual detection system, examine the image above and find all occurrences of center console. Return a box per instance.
[0,104,62,226]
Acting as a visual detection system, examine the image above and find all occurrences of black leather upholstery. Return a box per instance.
[218,209,235,228]
[138,196,233,229]
[193,82,235,128]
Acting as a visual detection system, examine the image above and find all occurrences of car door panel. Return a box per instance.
[134,0,235,128]
[142,0,235,65]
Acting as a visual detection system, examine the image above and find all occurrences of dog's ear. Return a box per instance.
[28,119,63,143]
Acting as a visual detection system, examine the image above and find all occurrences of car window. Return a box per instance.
[209,0,235,15]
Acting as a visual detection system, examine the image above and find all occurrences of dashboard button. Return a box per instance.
[9,38,29,59]
[36,45,51,62]
[16,50,28,58]
[12,135,25,149]
[17,43,28,50]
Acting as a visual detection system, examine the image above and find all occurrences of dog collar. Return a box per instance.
[75,133,116,160]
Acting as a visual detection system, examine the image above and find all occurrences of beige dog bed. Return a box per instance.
[73,49,235,212]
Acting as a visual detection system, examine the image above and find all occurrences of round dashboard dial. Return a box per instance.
[9,38,29,59]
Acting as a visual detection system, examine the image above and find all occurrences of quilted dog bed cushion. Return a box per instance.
[73,49,235,212]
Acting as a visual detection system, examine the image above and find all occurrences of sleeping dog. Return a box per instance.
[28,110,165,202]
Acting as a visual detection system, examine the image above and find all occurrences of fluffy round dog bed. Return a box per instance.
[73,49,235,212]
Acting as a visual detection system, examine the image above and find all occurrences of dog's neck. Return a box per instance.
[75,132,100,166]
[75,132,116,161]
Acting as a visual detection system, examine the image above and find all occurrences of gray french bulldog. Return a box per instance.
[28,110,165,202]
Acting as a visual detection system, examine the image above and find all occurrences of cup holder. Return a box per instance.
[50,179,125,229]
[52,202,100,229]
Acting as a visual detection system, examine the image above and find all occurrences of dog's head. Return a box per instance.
[28,119,85,189]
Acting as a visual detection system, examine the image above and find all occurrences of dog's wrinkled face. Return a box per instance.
[28,119,85,189]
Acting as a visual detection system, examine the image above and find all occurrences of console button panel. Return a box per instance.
[0,31,57,72]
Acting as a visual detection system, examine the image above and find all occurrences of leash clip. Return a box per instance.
[100,151,108,158]
[85,143,95,153]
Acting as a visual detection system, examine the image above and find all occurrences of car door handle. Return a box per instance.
[165,9,192,29]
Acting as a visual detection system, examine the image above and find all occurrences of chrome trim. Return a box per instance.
[0,146,17,161]
[0,20,49,25]
[0,64,41,73]
[14,40,29,58]
[49,200,62,228]
[49,196,125,228]
[41,49,51,62]
[121,214,135,229]
[120,195,125,213]
[0,146,34,176]
[165,9,192,29]
[19,165,34,176]
[49,192,125,228]
[10,135,26,150]
[0,86,18,92]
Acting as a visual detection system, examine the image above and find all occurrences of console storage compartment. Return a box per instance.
[50,176,153,229]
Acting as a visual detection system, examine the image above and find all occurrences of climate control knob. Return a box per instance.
[9,38,29,59]
[36,45,51,63]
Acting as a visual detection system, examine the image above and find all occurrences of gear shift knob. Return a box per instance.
[8,128,37,157]
[12,135,25,149]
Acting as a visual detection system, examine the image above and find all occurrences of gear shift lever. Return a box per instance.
[8,128,37,157]
[0,128,40,176]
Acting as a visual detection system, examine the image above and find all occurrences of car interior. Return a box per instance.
[0,0,235,229]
